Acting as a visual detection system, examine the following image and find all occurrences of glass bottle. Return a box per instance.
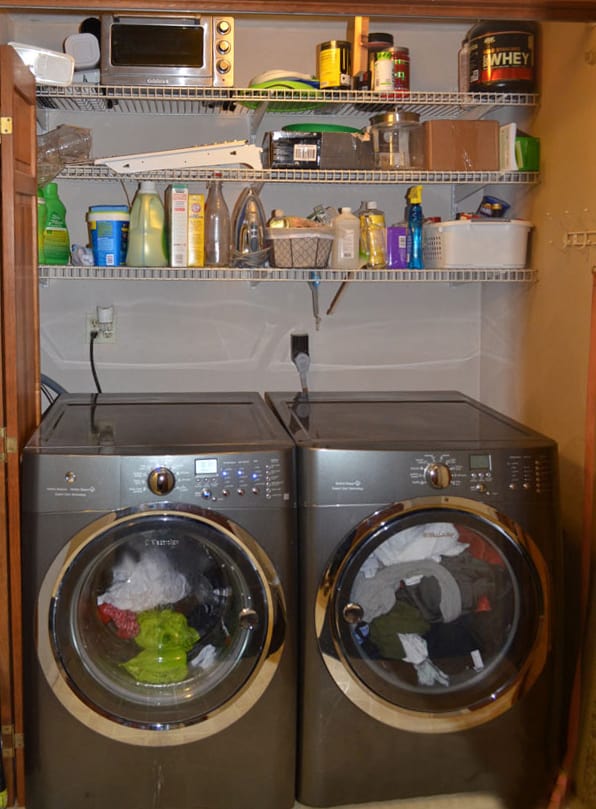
[205,176,231,267]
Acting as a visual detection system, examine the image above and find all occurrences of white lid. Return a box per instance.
[139,181,158,194]
[340,207,352,213]
[63,33,100,70]
[366,201,378,208]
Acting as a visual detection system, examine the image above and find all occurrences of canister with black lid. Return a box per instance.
[468,21,538,93]
[317,40,352,89]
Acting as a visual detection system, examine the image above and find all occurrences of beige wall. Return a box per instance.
[522,21,596,807]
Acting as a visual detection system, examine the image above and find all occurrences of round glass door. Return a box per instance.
[317,496,549,732]
[38,503,286,746]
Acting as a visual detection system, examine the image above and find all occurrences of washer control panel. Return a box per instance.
[121,452,292,505]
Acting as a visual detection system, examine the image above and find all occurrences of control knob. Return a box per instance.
[424,462,451,489]
[147,467,176,496]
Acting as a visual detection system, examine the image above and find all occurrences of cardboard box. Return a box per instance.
[165,183,189,267]
[263,130,374,170]
[423,119,500,171]
[187,193,205,268]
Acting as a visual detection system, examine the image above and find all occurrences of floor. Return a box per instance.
[292,795,506,809]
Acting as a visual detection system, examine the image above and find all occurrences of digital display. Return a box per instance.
[470,453,491,471]
[195,458,218,475]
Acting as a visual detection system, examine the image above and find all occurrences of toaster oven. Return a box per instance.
[100,14,234,87]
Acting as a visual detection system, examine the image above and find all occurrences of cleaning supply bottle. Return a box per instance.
[126,181,168,267]
[363,200,386,269]
[37,188,46,264]
[41,182,70,265]
[406,185,424,269]
[204,175,231,267]
[331,207,361,270]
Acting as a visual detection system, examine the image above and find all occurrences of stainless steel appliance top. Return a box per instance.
[265,390,556,450]
[27,393,294,453]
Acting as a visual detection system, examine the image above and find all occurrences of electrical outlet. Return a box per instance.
[291,333,309,362]
[86,312,117,344]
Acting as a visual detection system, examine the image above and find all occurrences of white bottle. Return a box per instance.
[331,207,361,270]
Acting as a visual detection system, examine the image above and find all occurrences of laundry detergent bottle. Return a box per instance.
[41,182,70,265]
[126,181,168,267]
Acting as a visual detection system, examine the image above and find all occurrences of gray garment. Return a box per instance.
[351,559,462,624]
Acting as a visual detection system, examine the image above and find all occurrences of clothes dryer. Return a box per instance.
[266,390,566,809]
[21,393,296,809]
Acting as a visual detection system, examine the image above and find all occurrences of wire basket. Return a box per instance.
[267,227,333,268]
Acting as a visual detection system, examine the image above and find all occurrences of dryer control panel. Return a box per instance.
[408,449,555,499]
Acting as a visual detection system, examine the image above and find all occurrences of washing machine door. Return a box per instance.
[317,495,549,732]
[38,503,286,746]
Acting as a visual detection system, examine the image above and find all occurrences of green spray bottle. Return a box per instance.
[42,182,70,265]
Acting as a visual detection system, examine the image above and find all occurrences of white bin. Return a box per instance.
[422,219,533,269]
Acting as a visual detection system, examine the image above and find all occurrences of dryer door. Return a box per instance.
[37,503,286,746]
[317,495,549,732]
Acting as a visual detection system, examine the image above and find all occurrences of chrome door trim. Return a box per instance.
[315,495,549,733]
[38,502,286,746]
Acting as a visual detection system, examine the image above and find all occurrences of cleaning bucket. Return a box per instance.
[87,205,129,266]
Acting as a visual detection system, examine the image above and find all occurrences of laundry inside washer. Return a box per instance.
[266,389,567,809]
[20,392,297,809]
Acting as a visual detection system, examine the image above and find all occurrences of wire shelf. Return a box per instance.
[38,265,536,283]
[36,85,539,119]
[57,163,539,185]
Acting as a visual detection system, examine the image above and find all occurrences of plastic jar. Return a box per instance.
[369,110,424,170]
[468,21,538,93]
[317,40,352,89]
[87,205,130,266]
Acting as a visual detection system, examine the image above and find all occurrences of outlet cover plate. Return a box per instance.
[86,313,116,344]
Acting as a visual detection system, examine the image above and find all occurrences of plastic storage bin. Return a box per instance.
[422,219,533,269]
[267,227,333,268]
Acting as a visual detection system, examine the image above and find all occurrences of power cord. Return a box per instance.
[89,329,102,393]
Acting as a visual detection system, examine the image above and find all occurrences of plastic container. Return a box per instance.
[267,227,333,268]
[41,182,70,265]
[331,207,361,270]
[468,21,538,93]
[406,185,424,269]
[126,181,168,268]
[317,40,352,89]
[386,224,408,269]
[361,201,386,269]
[369,110,424,170]
[422,219,533,269]
[87,205,129,267]
[204,177,231,267]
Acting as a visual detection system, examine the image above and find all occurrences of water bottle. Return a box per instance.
[331,207,361,270]
[205,176,231,267]
[126,181,168,267]
[363,201,387,269]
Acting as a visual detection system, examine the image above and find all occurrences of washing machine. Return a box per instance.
[266,390,566,809]
[20,392,296,809]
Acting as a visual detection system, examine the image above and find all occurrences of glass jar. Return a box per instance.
[369,110,424,170]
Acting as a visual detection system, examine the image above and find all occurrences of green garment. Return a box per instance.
[369,601,430,660]
[123,608,199,684]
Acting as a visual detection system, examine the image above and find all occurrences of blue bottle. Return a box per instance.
[406,185,424,269]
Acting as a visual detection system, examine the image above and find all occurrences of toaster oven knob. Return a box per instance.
[424,462,451,489]
[147,467,176,496]
[216,19,231,35]
[216,58,232,75]
[217,39,231,55]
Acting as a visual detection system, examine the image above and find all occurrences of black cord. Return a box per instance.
[89,330,102,393]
